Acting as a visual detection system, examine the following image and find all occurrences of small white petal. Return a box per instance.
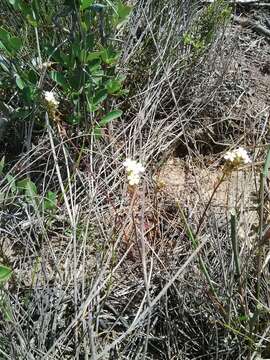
[124,158,145,185]
[123,158,132,167]
[44,91,59,107]
[123,159,138,172]
[134,163,145,174]
[128,173,140,185]
[224,147,251,166]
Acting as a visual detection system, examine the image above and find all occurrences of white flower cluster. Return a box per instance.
[224,147,251,166]
[44,91,59,108]
[123,158,145,186]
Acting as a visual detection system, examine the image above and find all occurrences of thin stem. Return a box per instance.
[195,172,226,237]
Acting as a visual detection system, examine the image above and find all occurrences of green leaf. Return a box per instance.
[87,52,103,62]
[0,265,12,282]
[17,178,30,191]
[26,14,38,27]
[71,41,80,58]
[68,69,83,91]
[117,3,132,19]
[0,156,5,175]
[238,314,249,322]
[99,110,122,127]
[80,21,88,33]
[105,79,122,95]
[0,29,22,54]
[115,3,132,27]
[6,175,16,194]
[0,28,10,42]
[80,0,94,11]
[44,191,57,210]
[17,178,37,201]
[26,69,38,84]
[15,74,25,90]
[9,36,22,51]
[92,109,123,139]
[93,89,107,105]
[101,48,119,65]
[7,1,36,25]
[50,71,68,89]
[87,102,98,113]
[22,86,36,103]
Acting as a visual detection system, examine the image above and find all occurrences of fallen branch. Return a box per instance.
[233,16,270,38]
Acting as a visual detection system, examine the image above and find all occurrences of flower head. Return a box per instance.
[224,147,251,169]
[44,91,59,109]
[123,158,145,186]
[123,158,145,173]
[127,173,141,186]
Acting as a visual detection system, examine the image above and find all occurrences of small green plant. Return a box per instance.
[16,177,58,211]
[16,177,38,203]
[0,265,13,322]
[0,265,12,283]
[1,167,57,212]
[183,0,231,57]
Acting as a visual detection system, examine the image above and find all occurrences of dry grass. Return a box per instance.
[1,0,270,359]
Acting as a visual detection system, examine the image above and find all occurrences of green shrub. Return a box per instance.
[0,0,131,151]
[183,0,231,57]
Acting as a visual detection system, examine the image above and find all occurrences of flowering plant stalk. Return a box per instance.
[179,147,251,306]
[44,90,59,121]
[123,158,145,186]
[196,147,251,236]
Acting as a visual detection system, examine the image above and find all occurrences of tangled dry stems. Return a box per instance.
[1,0,270,359]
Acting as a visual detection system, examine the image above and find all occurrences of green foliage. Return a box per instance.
[0,0,132,144]
[0,265,12,283]
[17,178,38,203]
[0,157,5,175]
[80,0,95,11]
[93,108,122,137]
[1,170,57,211]
[43,191,57,210]
[183,0,231,57]
[0,27,23,56]
[0,262,12,322]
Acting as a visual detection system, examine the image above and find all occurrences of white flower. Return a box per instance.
[224,147,251,166]
[123,158,145,174]
[223,151,235,162]
[44,91,59,108]
[236,147,251,164]
[123,158,145,186]
[128,173,140,186]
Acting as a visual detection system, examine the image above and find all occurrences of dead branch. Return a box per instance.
[233,16,270,38]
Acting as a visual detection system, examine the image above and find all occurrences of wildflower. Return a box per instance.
[123,159,145,174]
[127,173,141,186]
[123,158,145,186]
[44,91,59,109]
[224,147,251,168]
